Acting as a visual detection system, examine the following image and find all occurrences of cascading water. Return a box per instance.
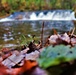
[0,10,75,22]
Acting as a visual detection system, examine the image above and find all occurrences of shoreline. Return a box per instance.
[0,13,10,19]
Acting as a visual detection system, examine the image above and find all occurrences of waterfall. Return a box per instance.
[0,10,75,22]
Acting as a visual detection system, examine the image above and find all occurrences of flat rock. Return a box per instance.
[2,54,25,68]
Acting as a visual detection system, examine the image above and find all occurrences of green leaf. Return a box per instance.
[38,45,76,69]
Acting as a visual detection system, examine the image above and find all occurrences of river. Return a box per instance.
[0,10,75,48]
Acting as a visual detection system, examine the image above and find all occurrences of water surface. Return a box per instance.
[0,20,74,48]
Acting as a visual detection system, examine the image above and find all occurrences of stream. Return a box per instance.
[0,10,76,48]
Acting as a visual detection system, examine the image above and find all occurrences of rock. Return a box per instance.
[15,15,23,20]
[26,50,39,60]
[2,54,25,68]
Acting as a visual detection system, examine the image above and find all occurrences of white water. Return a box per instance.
[0,10,76,22]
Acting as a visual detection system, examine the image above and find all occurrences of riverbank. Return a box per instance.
[0,0,76,18]
[0,13,10,19]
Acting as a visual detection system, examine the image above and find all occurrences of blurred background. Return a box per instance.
[0,0,76,18]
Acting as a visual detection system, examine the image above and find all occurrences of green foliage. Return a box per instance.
[18,34,39,46]
[1,0,76,11]
[7,0,19,10]
[18,34,32,46]
[1,0,76,17]
[38,45,76,69]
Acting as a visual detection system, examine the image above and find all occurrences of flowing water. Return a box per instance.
[0,10,75,22]
[0,10,76,49]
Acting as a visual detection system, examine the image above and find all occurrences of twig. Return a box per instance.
[41,21,44,48]
[71,27,75,36]
[53,29,57,35]
[71,34,76,37]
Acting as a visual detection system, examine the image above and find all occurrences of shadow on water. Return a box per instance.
[0,20,75,49]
